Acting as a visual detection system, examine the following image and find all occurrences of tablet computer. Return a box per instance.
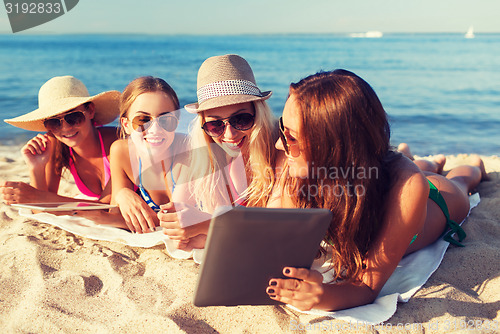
[11,202,116,211]
[193,206,332,307]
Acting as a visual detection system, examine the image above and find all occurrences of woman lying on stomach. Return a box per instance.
[2,76,120,204]
[265,69,487,311]
[110,76,189,233]
[159,54,281,248]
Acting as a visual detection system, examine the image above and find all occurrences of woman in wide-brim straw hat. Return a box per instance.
[159,54,284,250]
[1,75,120,204]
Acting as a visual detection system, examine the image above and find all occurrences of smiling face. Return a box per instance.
[275,94,309,178]
[121,91,178,159]
[202,102,255,158]
[49,103,95,148]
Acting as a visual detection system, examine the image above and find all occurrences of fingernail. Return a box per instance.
[284,268,291,274]
[270,281,277,286]
[267,288,275,294]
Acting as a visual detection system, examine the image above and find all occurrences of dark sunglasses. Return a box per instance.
[279,117,301,157]
[201,113,255,137]
[131,113,179,132]
[43,110,86,132]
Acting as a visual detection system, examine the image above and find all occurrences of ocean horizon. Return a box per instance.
[1,33,499,155]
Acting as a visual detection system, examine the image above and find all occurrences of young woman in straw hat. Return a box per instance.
[264,70,487,311]
[108,76,191,233]
[1,76,120,204]
[159,54,283,249]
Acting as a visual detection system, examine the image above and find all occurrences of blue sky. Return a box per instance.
[1,0,499,34]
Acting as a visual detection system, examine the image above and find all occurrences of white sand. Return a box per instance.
[1,147,499,333]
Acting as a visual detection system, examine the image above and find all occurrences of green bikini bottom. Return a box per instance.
[411,179,467,247]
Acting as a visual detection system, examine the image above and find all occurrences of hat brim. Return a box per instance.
[4,90,121,132]
[185,91,272,114]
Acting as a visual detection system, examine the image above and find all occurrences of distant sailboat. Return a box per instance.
[465,25,475,39]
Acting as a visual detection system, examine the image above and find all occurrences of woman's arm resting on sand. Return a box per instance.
[110,139,158,233]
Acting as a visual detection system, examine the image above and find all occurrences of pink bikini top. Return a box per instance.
[68,130,111,199]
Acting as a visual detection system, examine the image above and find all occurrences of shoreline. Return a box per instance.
[2,32,500,37]
[0,152,499,333]
[0,140,498,159]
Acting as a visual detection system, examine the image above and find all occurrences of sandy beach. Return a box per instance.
[0,145,499,334]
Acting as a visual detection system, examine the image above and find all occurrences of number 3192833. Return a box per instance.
[5,2,62,14]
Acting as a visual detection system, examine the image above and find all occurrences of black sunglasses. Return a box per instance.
[43,110,86,132]
[201,113,255,137]
[131,113,179,132]
[279,117,301,157]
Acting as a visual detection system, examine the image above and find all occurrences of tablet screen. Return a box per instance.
[194,206,332,307]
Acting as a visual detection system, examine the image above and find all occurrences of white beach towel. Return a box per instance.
[17,193,480,323]
[291,193,481,325]
[17,208,204,263]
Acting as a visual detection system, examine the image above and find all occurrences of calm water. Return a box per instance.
[1,33,499,155]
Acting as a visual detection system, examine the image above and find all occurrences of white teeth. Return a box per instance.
[63,132,78,138]
[146,138,164,144]
[223,138,243,148]
[219,137,244,157]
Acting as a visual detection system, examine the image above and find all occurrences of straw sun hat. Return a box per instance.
[185,54,272,113]
[4,76,120,132]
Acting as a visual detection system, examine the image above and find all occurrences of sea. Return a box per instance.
[1,33,499,156]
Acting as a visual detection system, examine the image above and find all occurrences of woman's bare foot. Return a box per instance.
[433,154,446,174]
[398,143,446,174]
[469,155,490,181]
[398,143,413,160]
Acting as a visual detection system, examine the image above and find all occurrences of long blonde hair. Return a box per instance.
[188,100,279,212]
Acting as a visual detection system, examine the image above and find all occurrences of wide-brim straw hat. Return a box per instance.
[4,76,120,132]
[185,54,272,113]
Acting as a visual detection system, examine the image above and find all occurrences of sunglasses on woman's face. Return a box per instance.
[279,117,301,157]
[43,110,86,132]
[131,113,179,132]
[201,112,255,137]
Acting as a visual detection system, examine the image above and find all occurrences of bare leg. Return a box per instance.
[446,155,489,187]
[397,143,446,174]
[405,156,486,255]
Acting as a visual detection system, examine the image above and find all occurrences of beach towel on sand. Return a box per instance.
[290,193,480,324]
[17,193,479,324]
[17,208,204,263]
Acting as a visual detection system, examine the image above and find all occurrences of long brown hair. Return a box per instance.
[286,69,399,281]
[119,76,180,138]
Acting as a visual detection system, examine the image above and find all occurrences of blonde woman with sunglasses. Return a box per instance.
[2,76,120,204]
[159,54,283,250]
[109,76,190,233]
